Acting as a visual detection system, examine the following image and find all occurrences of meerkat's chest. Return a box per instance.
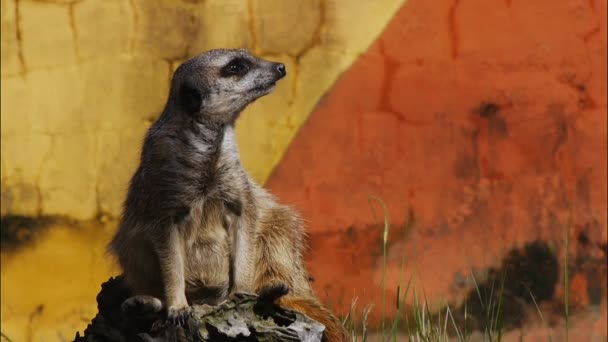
[181,195,256,293]
[181,199,231,286]
[183,199,229,251]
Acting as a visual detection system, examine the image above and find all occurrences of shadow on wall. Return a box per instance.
[454,241,560,331]
[0,215,55,252]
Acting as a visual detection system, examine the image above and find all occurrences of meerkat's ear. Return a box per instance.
[178,80,207,114]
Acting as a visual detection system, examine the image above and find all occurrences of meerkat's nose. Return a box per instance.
[275,63,286,79]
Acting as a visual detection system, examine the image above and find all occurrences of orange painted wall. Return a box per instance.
[267,0,607,329]
[1,0,606,339]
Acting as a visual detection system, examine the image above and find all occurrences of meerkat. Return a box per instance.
[108,49,348,341]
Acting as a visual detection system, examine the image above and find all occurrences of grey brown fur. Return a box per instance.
[108,49,347,341]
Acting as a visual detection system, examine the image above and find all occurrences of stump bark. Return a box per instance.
[74,277,325,342]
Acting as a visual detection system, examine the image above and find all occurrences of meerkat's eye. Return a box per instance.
[221,58,251,77]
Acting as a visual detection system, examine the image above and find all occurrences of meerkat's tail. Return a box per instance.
[278,296,349,342]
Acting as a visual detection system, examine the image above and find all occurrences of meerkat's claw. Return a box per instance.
[167,306,192,327]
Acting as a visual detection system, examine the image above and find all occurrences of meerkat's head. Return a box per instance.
[168,49,286,124]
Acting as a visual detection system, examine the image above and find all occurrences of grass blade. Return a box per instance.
[495,271,506,341]
[525,283,553,342]
[368,195,390,338]
[564,211,571,342]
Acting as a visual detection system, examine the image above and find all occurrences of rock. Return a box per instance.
[74,277,325,342]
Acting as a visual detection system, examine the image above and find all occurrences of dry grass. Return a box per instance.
[340,197,572,342]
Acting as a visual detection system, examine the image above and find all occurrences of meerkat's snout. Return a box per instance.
[258,62,287,91]
[274,63,287,79]
[249,60,286,95]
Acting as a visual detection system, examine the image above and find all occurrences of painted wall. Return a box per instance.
[0,0,403,339]
[1,0,607,340]
[0,0,402,219]
[268,0,607,336]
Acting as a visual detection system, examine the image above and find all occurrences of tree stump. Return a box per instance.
[74,277,325,342]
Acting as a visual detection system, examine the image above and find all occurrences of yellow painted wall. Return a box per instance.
[0,0,403,339]
[1,0,403,219]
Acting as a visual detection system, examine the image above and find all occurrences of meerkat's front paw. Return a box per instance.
[254,282,294,321]
[121,295,163,317]
[166,304,192,326]
[257,282,290,303]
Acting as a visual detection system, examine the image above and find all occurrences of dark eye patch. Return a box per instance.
[221,57,251,77]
